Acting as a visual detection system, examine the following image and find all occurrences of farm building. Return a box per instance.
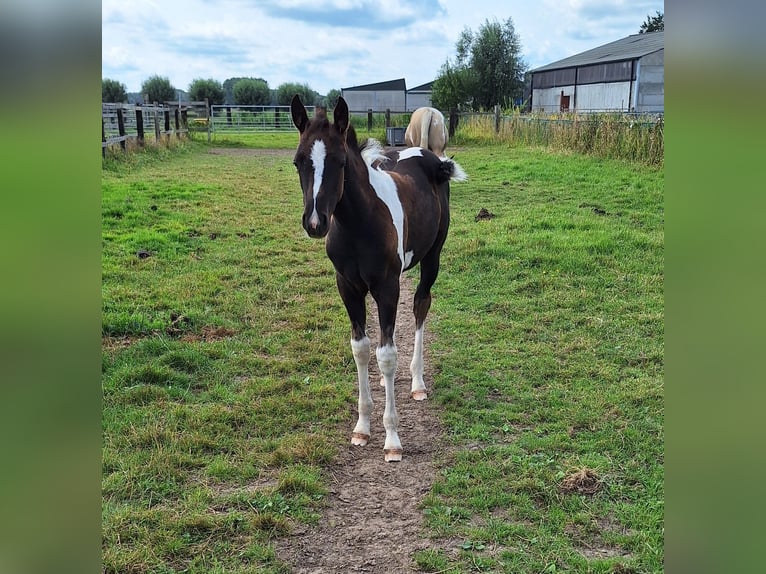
[341,79,434,112]
[406,81,434,111]
[529,31,664,113]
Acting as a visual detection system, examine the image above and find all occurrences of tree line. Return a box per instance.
[102,75,342,108]
[104,12,662,112]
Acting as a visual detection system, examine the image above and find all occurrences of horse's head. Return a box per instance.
[290,94,350,238]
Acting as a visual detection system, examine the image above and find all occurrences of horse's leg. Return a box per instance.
[410,244,445,401]
[373,279,402,462]
[337,273,372,447]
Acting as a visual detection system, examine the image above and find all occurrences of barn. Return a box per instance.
[406,81,434,111]
[341,79,435,112]
[341,79,407,112]
[529,31,664,113]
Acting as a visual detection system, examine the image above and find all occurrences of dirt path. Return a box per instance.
[276,276,448,574]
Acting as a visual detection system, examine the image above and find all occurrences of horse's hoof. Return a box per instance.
[351,432,369,446]
[384,448,403,462]
[411,390,427,401]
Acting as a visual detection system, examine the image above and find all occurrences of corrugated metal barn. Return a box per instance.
[342,79,407,112]
[341,79,435,112]
[406,82,434,111]
[530,31,664,113]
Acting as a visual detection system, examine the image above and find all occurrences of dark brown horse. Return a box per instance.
[290,95,466,461]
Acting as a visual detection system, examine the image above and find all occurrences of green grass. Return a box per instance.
[102,135,663,573]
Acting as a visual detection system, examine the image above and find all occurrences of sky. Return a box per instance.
[102,0,664,96]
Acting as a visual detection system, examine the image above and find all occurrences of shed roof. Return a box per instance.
[531,31,664,72]
[408,81,434,93]
[342,78,406,91]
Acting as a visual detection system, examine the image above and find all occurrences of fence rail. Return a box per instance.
[210,105,314,133]
[102,101,209,154]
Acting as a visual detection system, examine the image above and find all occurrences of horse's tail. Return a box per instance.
[437,156,467,184]
[419,108,433,150]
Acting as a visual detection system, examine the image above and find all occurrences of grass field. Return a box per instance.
[102,134,663,573]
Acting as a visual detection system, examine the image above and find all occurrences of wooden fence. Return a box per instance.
[101,101,209,155]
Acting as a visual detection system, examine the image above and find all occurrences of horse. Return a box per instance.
[404,107,448,158]
[290,95,466,461]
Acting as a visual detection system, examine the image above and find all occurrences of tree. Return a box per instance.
[639,11,664,33]
[188,78,225,105]
[102,78,127,103]
[276,82,319,106]
[223,77,268,104]
[233,78,270,105]
[433,17,527,111]
[324,89,341,109]
[430,61,477,111]
[141,75,176,103]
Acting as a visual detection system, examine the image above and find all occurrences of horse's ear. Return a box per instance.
[333,96,349,135]
[291,94,309,133]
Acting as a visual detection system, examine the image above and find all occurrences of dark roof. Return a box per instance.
[342,78,406,91]
[408,81,434,93]
[531,31,664,72]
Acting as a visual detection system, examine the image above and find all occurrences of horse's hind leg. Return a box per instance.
[337,274,372,447]
[410,246,444,401]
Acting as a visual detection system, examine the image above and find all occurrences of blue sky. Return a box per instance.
[102,0,664,96]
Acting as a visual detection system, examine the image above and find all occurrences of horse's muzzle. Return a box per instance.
[303,213,329,238]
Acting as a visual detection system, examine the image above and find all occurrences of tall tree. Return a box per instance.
[276,82,319,106]
[102,78,127,103]
[233,78,270,105]
[141,75,176,103]
[430,61,476,111]
[639,11,664,33]
[188,78,225,105]
[433,17,527,111]
[324,89,341,109]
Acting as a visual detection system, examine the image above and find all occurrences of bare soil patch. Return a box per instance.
[276,276,448,573]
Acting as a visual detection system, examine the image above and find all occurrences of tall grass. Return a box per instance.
[453,111,663,166]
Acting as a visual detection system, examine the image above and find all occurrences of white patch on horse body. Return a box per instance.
[398,147,423,161]
[361,140,407,272]
[309,139,326,227]
[404,250,414,269]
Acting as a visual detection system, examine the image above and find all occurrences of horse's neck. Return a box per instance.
[334,158,377,227]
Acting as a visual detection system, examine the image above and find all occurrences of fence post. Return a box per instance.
[367,109,373,132]
[226,106,232,125]
[449,108,458,137]
[164,110,170,141]
[494,104,501,134]
[102,118,106,157]
[174,108,181,138]
[206,98,211,142]
[181,109,188,132]
[136,108,145,146]
[153,104,161,141]
[385,108,391,128]
[116,107,126,151]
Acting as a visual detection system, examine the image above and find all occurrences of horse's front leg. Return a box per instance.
[337,274,372,447]
[374,285,402,462]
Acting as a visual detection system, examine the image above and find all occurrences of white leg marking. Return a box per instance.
[376,344,402,461]
[351,337,372,446]
[410,326,427,400]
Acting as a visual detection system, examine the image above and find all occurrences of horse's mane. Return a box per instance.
[360,137,387,168]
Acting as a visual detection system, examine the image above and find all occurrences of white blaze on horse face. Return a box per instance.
[309,139,326,228]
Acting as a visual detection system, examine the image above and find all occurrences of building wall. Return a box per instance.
[635,49,664,113]
[406,92,432,111]
[576,82,633,111]
[531,86,575,112]
[341,90,406,112]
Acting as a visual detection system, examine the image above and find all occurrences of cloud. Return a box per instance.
[258,0,446,30]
